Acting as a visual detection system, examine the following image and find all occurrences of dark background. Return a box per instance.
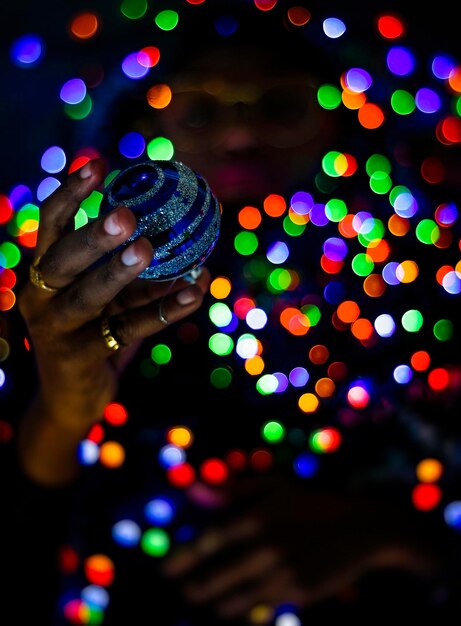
[0,1,459,192]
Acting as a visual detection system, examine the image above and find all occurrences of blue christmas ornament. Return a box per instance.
[99,160,222,280]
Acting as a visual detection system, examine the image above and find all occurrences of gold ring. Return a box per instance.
[101,316,122,351]
[29,255,59,293]
[158,300,169,326]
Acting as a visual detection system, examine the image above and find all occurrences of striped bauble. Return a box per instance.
[99,160,221,280]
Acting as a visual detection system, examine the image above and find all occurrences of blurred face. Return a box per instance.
[144,44,336,207]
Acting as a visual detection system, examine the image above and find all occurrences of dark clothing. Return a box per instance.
[3,217,461,624]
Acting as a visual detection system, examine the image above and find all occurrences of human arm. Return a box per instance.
[161,471,444,621]
[16,158,210,487]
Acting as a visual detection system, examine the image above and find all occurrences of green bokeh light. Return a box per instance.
[209,333,234,356]
[401,309,423,332]
[433,319,453,341]
[120,0,148,19]
[325,198,348,222]
[301,303,321,326]
[415,218,440,244]
[243,257,269,283]
[80,190,103,219]
[267,268,292,293]
[8,202,39,237]
[315,171,339,194]
[309,430,324,453]
[64,94,92,120]
[210,366,233,389]
[16,202,39,227]
[151,344,172,364]
[86,605,104,625]
[141,528,170,557]
[390,89,416,115]
[0,241,21,268]
[366,153,391,176]
[317,84,342,110]
[322,151,343,177]
[262,420,285,443]
[147,137,174,160]
[105,170,121,187]
[155,10,179,30]
[351,252,374,276]
[456,95,461,116]
[234,231,258,256]
[357,217,385,246]
[209,302,233,327]
[74,207,89,230]
[255,374,278,395]
[236,333,259,358]
[369,171,392,195]
[389,184,411,208]
[283,215,306,236]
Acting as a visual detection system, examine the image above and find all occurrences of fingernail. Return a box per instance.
[79,162,93,179]
[121,244,140,266]
[176,287,197,305]
[104,212,122,236]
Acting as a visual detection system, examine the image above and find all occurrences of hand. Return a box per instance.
[16,158,211,485]
[162,472,441,622]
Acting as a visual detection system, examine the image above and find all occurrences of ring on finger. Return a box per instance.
[101,316,123,351]
[29,255,60,293]
[158,299,169,326]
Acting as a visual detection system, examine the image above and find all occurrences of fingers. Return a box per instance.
[214,567,305,620]
[53,235,154,328]
[114,266,211,311]
[34,158,107,259]
[182,547,281,605]
[26,154,213,353]
[101,281,207,349]
[36,205,141,292]
[24,160,147,313]
[32,168,211,328]
[162,515,260,577]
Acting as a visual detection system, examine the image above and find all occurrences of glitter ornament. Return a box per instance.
[99,160,222,280]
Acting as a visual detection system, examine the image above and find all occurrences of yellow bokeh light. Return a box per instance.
[100,441,125,468]
[210,275,231,299]
[245,354,265,375]
[416,458,443,482]
[147,84,172,109]
[298,392,319,413]
[396,259,419,283]
[315,377,335,397]
[167,426,193,448]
